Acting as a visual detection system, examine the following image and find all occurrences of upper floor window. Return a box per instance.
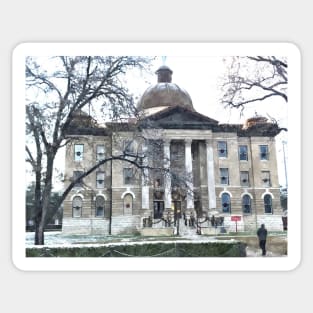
[96,171,105,189]
[124,140,136,154]
[96,145,105,161]
[260,145,269,160]
[218,141,227,158]
[240,171,250,187]
[74,144,84,161]
[239,145,248,161]
[264,194,273,214]
[220,168,229,185]
[123,168,134,185]
[221,193,231,213]
[261,171,271,187]
[73,170,84,187]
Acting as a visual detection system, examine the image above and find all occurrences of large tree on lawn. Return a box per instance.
[25,56,152,245]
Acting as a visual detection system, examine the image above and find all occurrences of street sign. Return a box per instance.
[231,216,241,232]
[231,216,241,221]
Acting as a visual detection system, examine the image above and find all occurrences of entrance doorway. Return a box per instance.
[173,201,181,220]
[153,201,164,219]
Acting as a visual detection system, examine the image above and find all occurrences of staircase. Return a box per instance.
[111,215,141,235]
[176,219,198,237]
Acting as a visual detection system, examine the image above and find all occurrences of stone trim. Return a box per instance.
[121,189,136,199]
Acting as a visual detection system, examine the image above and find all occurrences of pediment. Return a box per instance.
[139,106,219,130]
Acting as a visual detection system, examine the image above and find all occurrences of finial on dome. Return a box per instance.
[156,64,173,83]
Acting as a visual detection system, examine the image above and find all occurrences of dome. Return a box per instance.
[137,65,194,112]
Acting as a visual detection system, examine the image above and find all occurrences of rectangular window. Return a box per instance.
[96,171,105,189]
[123,168,134,185]
[239,145,248,161]
[220,168,229,185]
[218,141,227,158]
[260,145,269,160]
[73,170,84,187]
[240,171,250,186]
[124,140,135,154]
[153,201,164,219]
[261,171,271,187]
[96,145,105,161]
[74,144,84,161]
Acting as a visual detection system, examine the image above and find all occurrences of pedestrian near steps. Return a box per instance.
[257,224,268,256]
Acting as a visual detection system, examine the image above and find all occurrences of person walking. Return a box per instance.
[257,224,268,256]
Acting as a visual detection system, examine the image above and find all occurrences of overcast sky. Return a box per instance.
[27,54,288,190]
[131,56,288,188]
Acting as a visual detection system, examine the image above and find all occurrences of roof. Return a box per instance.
[137,65,194,111]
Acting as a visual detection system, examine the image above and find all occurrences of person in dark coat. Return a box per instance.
[257,224,268,256]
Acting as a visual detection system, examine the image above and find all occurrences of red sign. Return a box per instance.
[231,216,241,222]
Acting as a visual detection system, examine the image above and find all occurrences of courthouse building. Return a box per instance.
[62,65,284,235]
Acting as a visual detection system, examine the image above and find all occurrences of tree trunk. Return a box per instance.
[37,153,55,245]
[37,222,45,245]
[34,221,40,245]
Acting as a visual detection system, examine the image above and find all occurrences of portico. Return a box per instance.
[141,127,217,222]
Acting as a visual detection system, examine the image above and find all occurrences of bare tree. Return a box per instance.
[220,56,288,112]
[25,56,153,245]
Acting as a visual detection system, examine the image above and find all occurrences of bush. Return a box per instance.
[26,241,247,257]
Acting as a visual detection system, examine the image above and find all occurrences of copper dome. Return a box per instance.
[137,65,194,111]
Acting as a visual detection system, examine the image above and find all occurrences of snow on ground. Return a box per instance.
[25,231,286,257]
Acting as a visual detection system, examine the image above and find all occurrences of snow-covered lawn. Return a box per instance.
[25,231,286,257]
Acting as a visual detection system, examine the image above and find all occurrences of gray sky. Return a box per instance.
[131,56,288,188]
[26,54,288,190]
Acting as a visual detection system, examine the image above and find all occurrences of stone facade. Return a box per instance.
[62,66,284,235]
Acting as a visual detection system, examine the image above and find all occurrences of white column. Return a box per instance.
[206,139,216,209]
[185,139,194,210]
[141,143,149,209]
[163,139,172,210]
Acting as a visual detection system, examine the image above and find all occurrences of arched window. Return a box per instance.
[264,194,273,213]
[95,196,105,217]
[72,196,82,217]
[221,193,231,213]
[123,193,133,215]
[242,195,252,214]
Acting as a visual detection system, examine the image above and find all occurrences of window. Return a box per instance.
[96,171,105,189]
[154,178,163,188]
[220,168,229,185]
[72,196,82,217]
[152,169,163,188]
[261,171,271,187]
[123,168,134,185]
[218,141,227,158]
[242,195,252,214]
[73,171,84,187]
[240,171,250,187]
[95,196,105,217]
[264,194,273,213]
[74,144,84,161]
[239,145,248,161]
[260,145,269,160]
[153,201,164,219]
[221,193,231,213]
[123,193,133,215]
[96,145,105,161]
[124,140,135,154]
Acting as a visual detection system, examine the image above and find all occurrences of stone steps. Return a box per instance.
[111,215,141,235]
